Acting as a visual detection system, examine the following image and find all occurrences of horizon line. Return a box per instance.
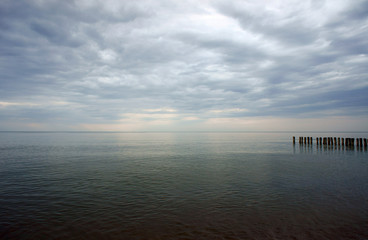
[1,130,368,133]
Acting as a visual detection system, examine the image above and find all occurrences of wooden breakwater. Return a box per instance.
[293,136,368,148]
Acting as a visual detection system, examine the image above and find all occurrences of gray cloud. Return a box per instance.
[0,0,367,130]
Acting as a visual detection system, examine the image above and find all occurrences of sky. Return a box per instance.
[0,0,367,131]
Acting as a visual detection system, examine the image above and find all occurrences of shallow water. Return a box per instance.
[1,132,367,239]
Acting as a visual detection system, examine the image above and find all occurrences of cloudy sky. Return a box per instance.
[1,0,367,131]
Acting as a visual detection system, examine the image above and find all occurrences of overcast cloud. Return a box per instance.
[1,0,367,131]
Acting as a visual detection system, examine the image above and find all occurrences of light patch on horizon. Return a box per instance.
[209,108,249,114]
[0,102,39,108]
[182,116,200,121]
[121,113,178,120]
[143,108,177,113]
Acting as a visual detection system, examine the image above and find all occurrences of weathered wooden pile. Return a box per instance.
[292,136,367,148]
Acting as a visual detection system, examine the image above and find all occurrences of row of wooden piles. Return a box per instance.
[293,136,368,147]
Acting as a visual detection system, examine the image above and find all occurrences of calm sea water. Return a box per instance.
[0,132,367,240]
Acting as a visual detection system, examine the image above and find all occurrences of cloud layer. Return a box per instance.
[1,0,367,131]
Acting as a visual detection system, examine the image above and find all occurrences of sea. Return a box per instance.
[0,131,367,240]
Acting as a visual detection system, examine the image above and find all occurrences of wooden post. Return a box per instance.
[320,137,322,145]
[334,137,337,145]
[342,138,344,146]
[307,137,310,144]
[328,137,331,145]
[293,136,295,144]
[364,138,367,147]
[359,138,363,147]
[316,137,319,145]
[338,137,340,146]
[311,137,313,144]
[304,137,306,144]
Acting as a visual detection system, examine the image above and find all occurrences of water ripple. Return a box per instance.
[1,132,368,239]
